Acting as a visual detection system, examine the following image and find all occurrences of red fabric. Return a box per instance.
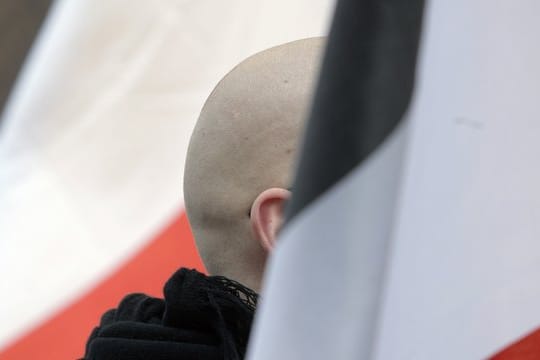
[490,327,540,360]
[0,211,203,360]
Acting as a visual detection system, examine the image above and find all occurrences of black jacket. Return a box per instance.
[84,268,258,360]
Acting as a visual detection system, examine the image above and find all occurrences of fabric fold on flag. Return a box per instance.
[247,0,425,359]
[250,0,540,359]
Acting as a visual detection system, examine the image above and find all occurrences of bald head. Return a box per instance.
[184,38,324,291]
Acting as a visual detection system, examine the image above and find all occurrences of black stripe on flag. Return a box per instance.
[286,0,425,222]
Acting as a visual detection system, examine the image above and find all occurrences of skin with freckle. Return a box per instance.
[184,38,324,292]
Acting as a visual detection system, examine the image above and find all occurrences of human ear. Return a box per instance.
[250,188,291,253]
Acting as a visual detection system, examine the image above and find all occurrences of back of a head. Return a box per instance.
[184,38,324,291]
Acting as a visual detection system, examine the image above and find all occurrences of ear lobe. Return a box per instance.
[250,188,291,253]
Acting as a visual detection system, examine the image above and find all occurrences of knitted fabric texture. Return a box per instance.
[84,268,259,360]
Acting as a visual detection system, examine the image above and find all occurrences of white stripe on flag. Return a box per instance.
[374,1,540,358]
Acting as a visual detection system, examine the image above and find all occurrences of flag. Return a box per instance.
[0,1,334,359]
[248,0,540,359]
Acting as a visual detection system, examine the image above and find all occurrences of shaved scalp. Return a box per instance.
[184,38,324,291]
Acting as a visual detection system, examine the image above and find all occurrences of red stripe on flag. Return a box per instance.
[0,211,204,360]
[490,327,540,360]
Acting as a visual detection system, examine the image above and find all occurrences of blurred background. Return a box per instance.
[0,1,334,358]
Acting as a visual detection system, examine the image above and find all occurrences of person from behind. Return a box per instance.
[84,37,324,360]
